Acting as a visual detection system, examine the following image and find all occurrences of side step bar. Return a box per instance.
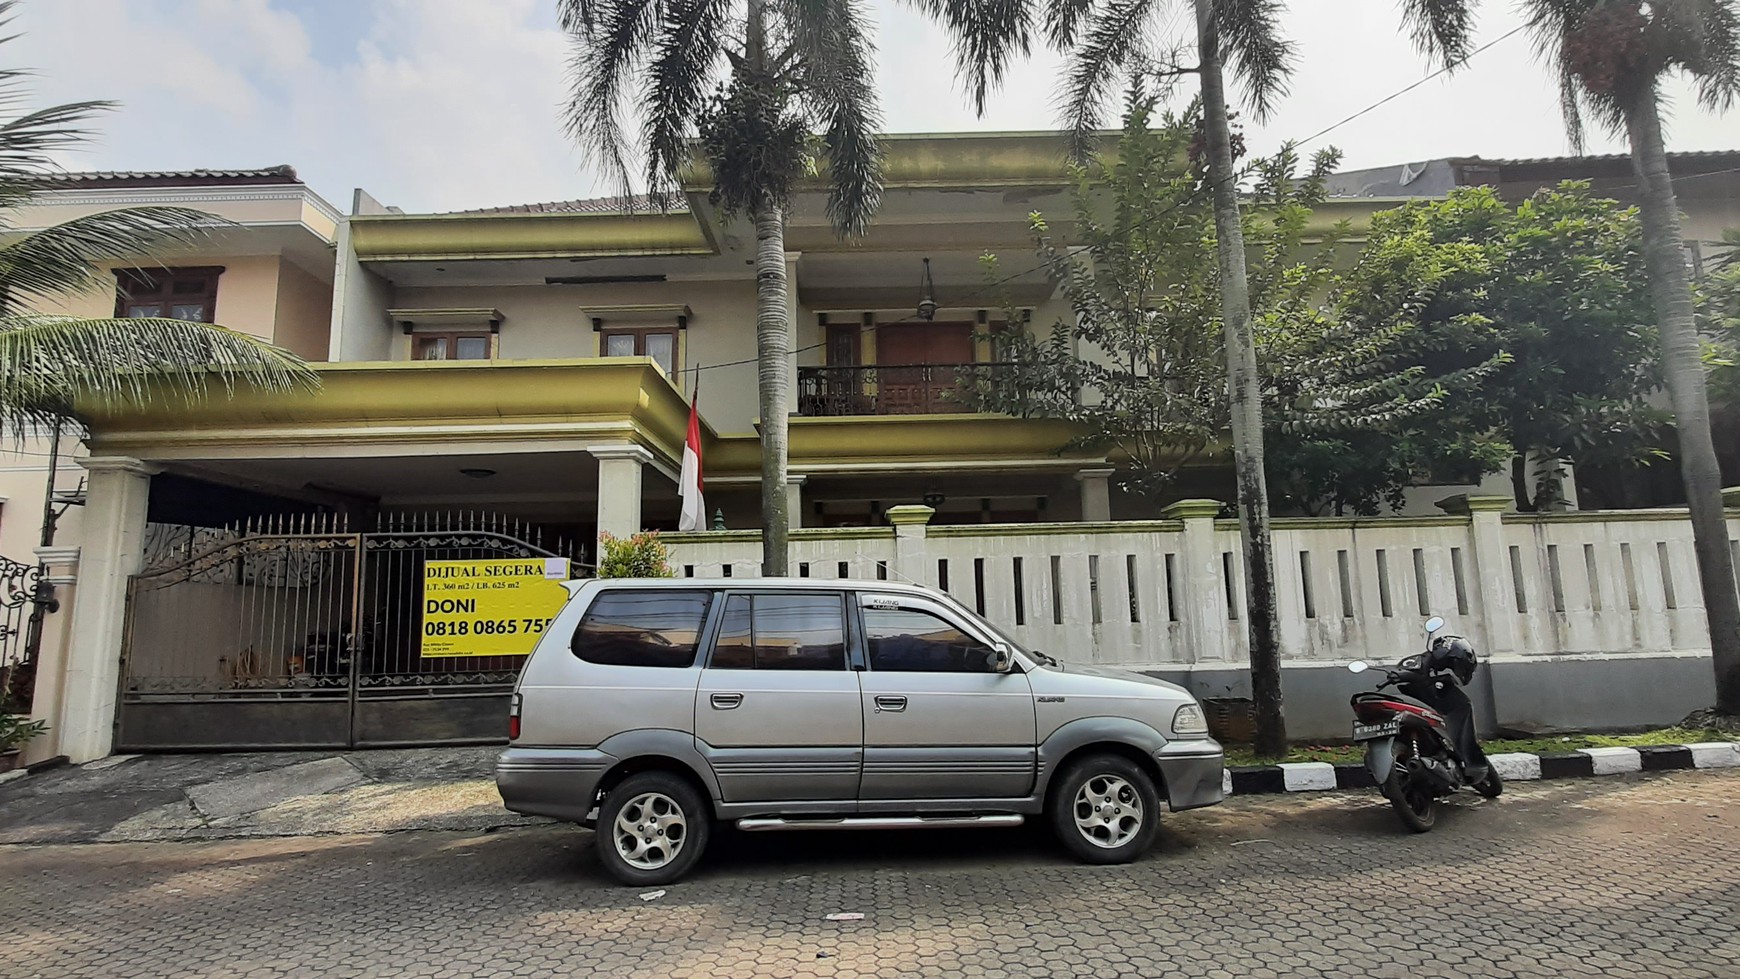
[735,814,1024,832]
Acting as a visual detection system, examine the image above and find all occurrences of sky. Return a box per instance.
[15,0,1740,215]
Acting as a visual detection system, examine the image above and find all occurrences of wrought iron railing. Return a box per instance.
[0,554,43,712]
[796,362,1014,417]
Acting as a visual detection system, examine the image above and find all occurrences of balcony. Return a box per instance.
[797,363,1012,417]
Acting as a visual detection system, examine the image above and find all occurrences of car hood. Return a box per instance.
[1028,658,1194,698]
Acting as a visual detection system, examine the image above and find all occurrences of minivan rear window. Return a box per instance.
[571,590,713,668]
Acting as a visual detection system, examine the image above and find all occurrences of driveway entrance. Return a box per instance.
[116,511,583,751]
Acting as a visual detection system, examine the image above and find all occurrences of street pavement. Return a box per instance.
[3,769,1737,978]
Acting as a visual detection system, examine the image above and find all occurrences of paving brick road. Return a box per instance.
[3,770,1738,979]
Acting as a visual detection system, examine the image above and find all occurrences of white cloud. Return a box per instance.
[6,0,1736,214]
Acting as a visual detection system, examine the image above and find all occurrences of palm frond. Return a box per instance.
[1669,0,1740,112]
[0,206,223,314]
[1397,0,1476,67]
[1057,0,1157,159]
[643,0,731,193]
[901,0,1036,114]
[1524,0,1593,149]
[1210,0,1294,120]
[782,0,886,234]
[0,315,318,439]
[560,0,662,197]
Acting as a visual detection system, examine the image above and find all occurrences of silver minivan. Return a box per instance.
[497,578,1224,884]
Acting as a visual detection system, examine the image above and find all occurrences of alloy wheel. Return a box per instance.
[613,791,687,870]
[1073,774,1144,848]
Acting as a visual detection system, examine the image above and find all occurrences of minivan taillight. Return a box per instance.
[508,692,522,741]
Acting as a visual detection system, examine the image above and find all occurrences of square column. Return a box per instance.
[589,443,652,538]
[1075,467,1115,522]
[787,474,807,530]
[57,457,156,762]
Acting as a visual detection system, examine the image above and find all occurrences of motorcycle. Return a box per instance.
[1346,616,1502,832]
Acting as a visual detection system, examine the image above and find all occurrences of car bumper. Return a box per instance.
[1156,738,1225,811]
[495,746,616,822]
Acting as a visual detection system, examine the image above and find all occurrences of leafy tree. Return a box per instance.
[968,95,1504,516]
[1339,182,1665,512]
[1526,0,1740,712]
[562,0,958,574]
[0,8,314,442]
[921,0,1476,757]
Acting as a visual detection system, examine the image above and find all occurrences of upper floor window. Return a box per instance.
[601,328,676,375]
[114,267,222,322]
[415,332,493,361]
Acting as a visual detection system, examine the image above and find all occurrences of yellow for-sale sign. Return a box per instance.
[420,558,572,658]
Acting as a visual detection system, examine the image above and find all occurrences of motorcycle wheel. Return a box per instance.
[1473,765,1503,799]
[1384,765,1438,832]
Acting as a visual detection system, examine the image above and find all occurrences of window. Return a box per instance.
[600,328,677,375]
[707,593,847,671]
[414,332,492,361]
[114,267,222,322]
[864,606,999,673]
[571,590,713,668]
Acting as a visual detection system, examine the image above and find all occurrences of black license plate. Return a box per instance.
[1352,721,1399,741]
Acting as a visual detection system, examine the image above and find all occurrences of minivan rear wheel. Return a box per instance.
[594,771,711,886]
[1048,753,1160,864]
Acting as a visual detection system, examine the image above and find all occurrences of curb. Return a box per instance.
[1220,741,1740,797]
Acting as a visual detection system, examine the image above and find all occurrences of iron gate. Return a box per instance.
[117,512,585,751]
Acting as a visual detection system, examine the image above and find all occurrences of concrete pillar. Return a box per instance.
[786,474,807,530]
[589,444,651,538]
[57,458,155,762]
[1163,499,1229,664]
[25,545,80,764]
[1075,468,1115,522]
[1437,494,1518,657]
[887,505,934,586]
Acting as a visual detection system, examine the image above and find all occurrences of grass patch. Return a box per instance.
[1223,726,1730,768]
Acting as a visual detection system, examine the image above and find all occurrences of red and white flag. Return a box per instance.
[678,385,705,531]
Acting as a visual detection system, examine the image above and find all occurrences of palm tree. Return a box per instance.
[0,10,314,442]
[917,0,1473,757]
[1526,0,1740,714]
[559,0,883,575]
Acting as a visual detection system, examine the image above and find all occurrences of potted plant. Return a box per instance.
[0,696,47,774]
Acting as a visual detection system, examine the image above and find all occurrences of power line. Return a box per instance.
[684,22,1531,379]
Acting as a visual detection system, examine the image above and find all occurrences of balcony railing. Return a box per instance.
[797,363,1012,417]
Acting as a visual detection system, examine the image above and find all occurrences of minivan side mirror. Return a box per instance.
[991,643,1014,673]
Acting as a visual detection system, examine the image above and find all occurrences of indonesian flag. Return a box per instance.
[678,386,705,531]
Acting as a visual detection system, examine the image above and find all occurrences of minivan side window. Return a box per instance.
[571,590,713,668]
[864,606,999,673]
[708,593,847,671]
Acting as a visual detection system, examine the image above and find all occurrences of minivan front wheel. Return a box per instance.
[1049,753,1161,864]
[595,771,710,886]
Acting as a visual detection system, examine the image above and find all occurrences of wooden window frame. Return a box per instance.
[413,331,496,361]
[598,326,680,374]
[113,266,224,323]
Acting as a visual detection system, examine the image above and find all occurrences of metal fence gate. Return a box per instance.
[117,512,585,751]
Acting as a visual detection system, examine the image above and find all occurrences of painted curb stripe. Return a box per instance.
[1333,764,1377,789]
[1537,752,1596,779]
[1635,745,1695,771]
[1221,741,1740,795]
[1229,766,1286,795]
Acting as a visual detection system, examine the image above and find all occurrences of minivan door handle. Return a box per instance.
[874,695,908,713]
[709,693,743,710]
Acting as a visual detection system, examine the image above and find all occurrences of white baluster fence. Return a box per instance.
[662,496,1740,737]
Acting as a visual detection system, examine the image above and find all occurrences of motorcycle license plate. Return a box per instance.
[1352,721,1400,741]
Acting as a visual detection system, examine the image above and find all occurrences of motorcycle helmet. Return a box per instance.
[1429,634,1478,684]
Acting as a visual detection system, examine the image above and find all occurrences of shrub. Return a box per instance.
[596,532,676,579]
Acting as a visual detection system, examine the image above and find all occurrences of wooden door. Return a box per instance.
[876,323,974,413]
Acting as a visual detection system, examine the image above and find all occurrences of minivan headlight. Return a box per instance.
[1172,703,1208,737]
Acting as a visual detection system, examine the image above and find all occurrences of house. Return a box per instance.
[9,141,1736,761]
